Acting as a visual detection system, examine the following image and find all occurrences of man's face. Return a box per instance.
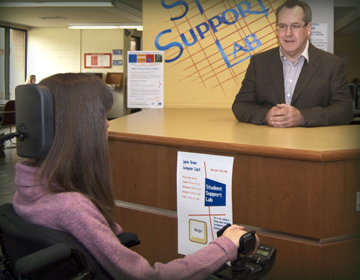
[277,6,312,61]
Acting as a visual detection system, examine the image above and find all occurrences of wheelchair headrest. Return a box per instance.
[15,84,55,159]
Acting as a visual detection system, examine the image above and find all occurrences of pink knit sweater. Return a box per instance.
[13,162,238,280]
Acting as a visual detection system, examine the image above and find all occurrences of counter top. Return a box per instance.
[108,108,360,161]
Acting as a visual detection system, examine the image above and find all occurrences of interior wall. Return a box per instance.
[27,28,81,82]
[27,28,124,82]
[334,35,360,82]
[80,29,124,76]
[26,28,127,118]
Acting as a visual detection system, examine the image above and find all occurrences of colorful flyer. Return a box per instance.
[177,151,234,255]
[127,51,164,108]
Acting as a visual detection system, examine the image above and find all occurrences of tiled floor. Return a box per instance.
[0,133,22,206]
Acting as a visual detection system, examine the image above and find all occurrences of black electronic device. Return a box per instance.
[0,84,55,159]
[245,244,276,271]
[212,224,276,280]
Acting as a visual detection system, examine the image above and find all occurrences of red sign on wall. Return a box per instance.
[84,53,111,68]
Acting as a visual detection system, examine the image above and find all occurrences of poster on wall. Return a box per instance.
[177,151,234,255]
[84,53,111,68]
[310,23,328,52]
[112,49,123,66]
[127,51,164,108]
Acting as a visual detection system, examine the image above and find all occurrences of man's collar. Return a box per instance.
[302,40,310,63]
[280,40,310,63]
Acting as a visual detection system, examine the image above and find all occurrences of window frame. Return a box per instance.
[0,25,27,100]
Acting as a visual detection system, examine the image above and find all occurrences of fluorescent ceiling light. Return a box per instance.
[69,25,119,29]
[69,25,143,30]
[118,26,143,30]
[0,2,113,7]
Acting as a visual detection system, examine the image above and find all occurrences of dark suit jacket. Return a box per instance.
[232,43,354,126]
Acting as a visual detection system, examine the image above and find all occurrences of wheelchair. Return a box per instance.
[0,203,140,280]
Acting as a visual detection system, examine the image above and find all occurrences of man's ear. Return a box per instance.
[306,22,312,36]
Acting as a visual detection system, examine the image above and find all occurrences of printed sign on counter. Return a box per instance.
[177,151,234,255]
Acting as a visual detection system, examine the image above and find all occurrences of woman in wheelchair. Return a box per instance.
[12,73,259,280]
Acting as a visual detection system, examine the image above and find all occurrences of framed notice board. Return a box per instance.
[84,53,112,68]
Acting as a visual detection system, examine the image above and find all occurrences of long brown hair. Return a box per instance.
[38,73,116,231]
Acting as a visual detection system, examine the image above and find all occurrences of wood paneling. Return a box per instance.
[114,207,181,264]
[110,140,360,238]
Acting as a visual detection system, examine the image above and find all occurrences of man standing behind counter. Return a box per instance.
[232,0,354,127]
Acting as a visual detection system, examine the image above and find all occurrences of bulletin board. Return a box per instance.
[84,53,112,68]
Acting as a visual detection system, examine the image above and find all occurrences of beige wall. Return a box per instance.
[27,28,81,82]
[80,29,124,74]
[27,28,124,82]
[334,35,360,82]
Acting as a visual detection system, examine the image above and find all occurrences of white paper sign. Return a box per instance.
[310,23,328,52]
[177,152,234,255]
[127,51,164,108]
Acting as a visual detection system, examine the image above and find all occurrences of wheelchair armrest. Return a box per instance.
[117,232,140,248]
[14,233,140,277]
[16,243,72,275]
[15,242,90,280]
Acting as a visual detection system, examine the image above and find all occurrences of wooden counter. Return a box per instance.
[108,109,360,280]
